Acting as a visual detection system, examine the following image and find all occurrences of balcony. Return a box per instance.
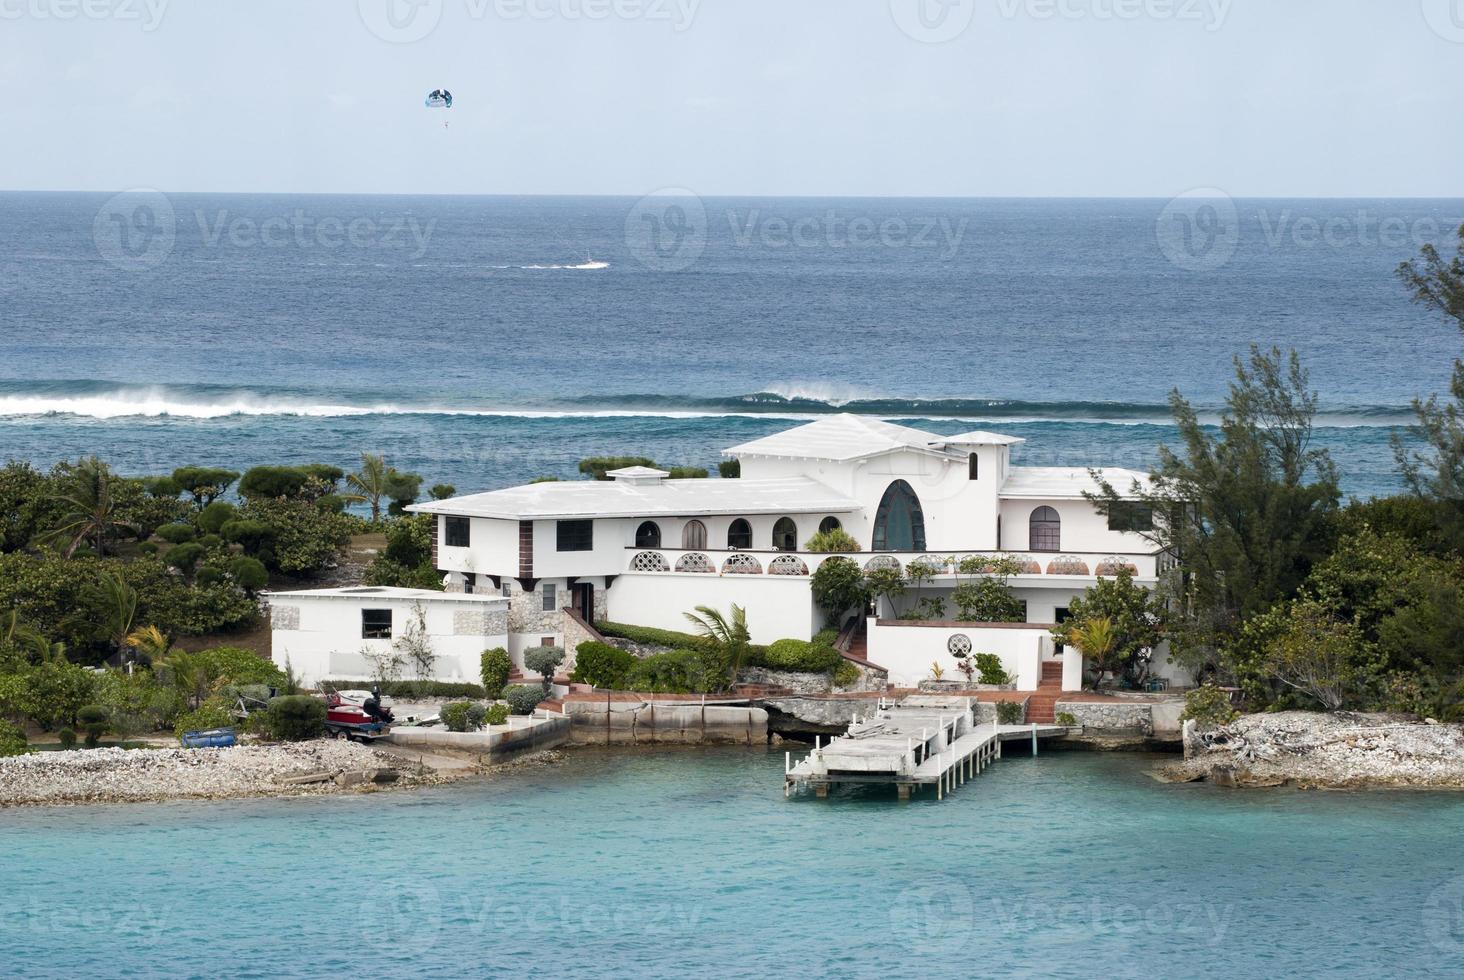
[621,547,1163,581]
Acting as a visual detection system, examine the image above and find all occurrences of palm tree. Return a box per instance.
[158,649,209,709]
[1068,616,1119,690]
[93,570,138,654]
[36,457,138,557]
[684,604,751,688]
[125,625,171,665]
[346,453,390,523]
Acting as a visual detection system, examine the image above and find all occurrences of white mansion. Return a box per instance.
[328,414,1181,691]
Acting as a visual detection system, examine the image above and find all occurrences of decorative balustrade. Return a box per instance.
[621,547,1162,579]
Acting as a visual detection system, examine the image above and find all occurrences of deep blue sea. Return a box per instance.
[0,192,1460,497]
[3,748,1463,978]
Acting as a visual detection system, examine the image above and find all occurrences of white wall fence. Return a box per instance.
[867,618,1055,690]
[620,547,1162,582]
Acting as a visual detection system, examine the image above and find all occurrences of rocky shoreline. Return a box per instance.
[0,740,465,807]
[1157,711,1464,789]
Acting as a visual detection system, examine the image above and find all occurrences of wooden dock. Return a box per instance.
[784,695,1068,800]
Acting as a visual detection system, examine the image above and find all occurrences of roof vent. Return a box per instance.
[605,465,670,486]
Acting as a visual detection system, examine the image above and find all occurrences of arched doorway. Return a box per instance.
[635,521,661,548]
[682,520,707,550]
[727,518,753,550]
[772,517,798,551]
[872,480,926,551]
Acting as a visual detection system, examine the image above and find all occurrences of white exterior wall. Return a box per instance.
[269,594,508,688]
[435,516,519,578]
[998,497,1150,555]
[531,518,629,579]
[866,618,1051,690]
[606,573,819,645]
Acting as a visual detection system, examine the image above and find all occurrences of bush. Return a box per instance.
[625,650,721,694]
[197,501,237,534]
[524,646,565,689]
[479,648,512,698]
[77,704,109,748]
[972,653,1011,686]
[165,542,206,575]
[318,679,487,699]
[17,659,97,730]
[1180,685,1239,728]
[441,701,476,732]
[595,621,712,652]
[764,638,842,673]
[502,685,546,715]
[174,698,235,735]
[155,523,196,544]
[227,556,269,592]
[483,703,510,726]
[194,647,286,687]
[832,660,861,689]
[1056,711,1078,727]
[238,465,311,500]
[266,695,327,740]
[56,727,77,750]
[804,528,861,553]
[810,557,869,623]
[0,719,29,757]
[569,641,636,689]
[172,466,239,508]
[996,701,1024,725]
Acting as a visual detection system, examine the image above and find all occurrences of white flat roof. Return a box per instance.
[725,414,1025,462]
[999,467,1150,500]
[409,476,862,521]
[264,586,504,604]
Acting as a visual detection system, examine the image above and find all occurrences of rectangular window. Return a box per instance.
[444,516,471,548]
[556,519,594,552]
[501,581,512,598]
[1107,503,1155,533]
[542,583,556,612]
[463,572,476,595]
[361,608,393,639]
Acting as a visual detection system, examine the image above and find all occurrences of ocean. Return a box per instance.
[1,193,1459,497]
[3,748,1462,977]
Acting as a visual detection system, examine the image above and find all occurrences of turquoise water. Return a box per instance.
[3,748,1462,978]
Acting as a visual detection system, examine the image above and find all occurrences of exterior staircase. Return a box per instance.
[1025,661,1065,724]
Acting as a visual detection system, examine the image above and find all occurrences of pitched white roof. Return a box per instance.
[410,477,861,521]
[1000,467,1150,500]
[929,430,1026,448]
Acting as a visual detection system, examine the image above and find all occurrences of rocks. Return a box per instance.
[0,740,451,807]
[1055,701,1154,735]
[1160,711,1464,789]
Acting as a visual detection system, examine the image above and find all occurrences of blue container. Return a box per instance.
[180,727,237,748]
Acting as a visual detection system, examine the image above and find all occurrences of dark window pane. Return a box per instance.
[1107,503,1154,533]
[361,608,393,639]
[635,521,662,548]
[445,516,471,548]
[727,519,752,549]
[872,480,926,551]
[556,520,594,552]
[1029,506,1061,552]
[542,583,556,612]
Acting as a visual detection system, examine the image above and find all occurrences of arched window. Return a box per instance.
[772,517,798,551]
[682,520,707,550]
[968,452,979,480]
[727,518,753,550]
[872,480,926,552]
[635,521,661,549]
[819,516,841,534]
[1030,506,1061,552]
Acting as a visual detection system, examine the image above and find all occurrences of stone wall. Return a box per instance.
[561,700,767,745]
[1055,700,1153,734]
[975,699,1027,725]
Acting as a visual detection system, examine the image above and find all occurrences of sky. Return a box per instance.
[1,0,1462,197]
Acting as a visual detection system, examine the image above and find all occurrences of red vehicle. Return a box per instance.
[323,688,394,742]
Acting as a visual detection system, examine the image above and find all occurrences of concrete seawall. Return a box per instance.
[388,716,571,762]
[561,700,767,745]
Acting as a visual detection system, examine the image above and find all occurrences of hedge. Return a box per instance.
[503,685,546,715]
[318,680,488,698]
[625,650,722,694]
[763,638,842,674]
[569,641,637,690]
[595,621,769,661]
[265,695,327,740]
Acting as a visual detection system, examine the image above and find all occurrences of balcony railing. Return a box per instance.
[621,547,1161,580]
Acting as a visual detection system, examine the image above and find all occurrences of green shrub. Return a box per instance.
[832,660,861,689]
[195,567,223,587]
[625,650,720,694]
[198,533,224,550]
[996,701,1024,725]
[1180,685,1239,728]
[77,704,109,747]
[227,556,269,592]
[172,466,239,508]
[194,647,286,688]
[483,703,510,726]
[595,621,712,651]
[810,556,869,623]
[804,528,861,553]
[318,679,487,699]
[578,456,656,480]
[441,701,475,732]
[812,628,840,648]
[174,698,235,735]
[165,542,206,574]
[0,719,29,757]
[56,727,77,750]
[266,695,326,740]
[479,648,512,698]
[502,685,546,715]
[94,669,184,734]
[569,641,636,690]
[137,541,158,555]
[1056,711,1078,727]
[238,465,311,500]
[155,523,196,544]
[972,653,1011,686]
[197,501,237,534]
[524,646,565,690]
[764,638,842,674]
[220,519,272,552]
[718,459,740,478]
[17,659,97,730]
